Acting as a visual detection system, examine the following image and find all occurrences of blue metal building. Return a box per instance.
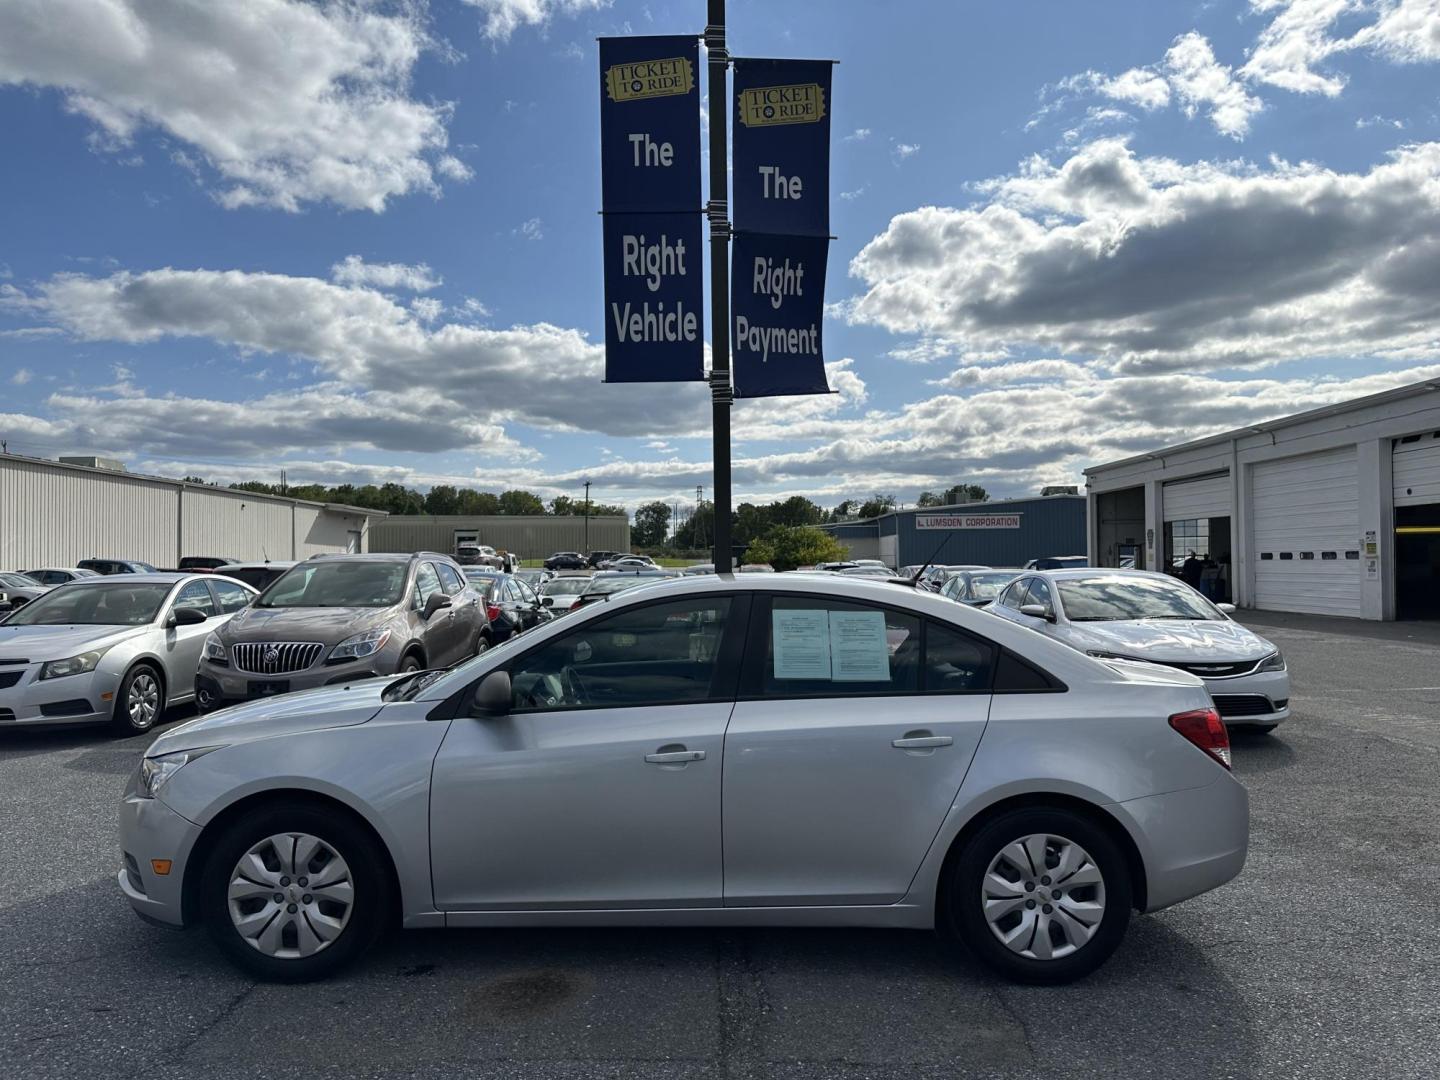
[820,495,1086,569]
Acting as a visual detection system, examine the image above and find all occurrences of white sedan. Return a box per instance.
[986,569,1290,731]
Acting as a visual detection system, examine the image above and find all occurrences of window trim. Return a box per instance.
[458,592,752,717]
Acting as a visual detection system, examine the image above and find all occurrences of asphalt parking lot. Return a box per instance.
[2,612,1437,1080]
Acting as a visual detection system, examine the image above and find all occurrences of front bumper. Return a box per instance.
[0,662,119,727]
[1120,772,1250,912]
[117,790,202,928]
[1201,667,1291,727]
[198,655,382,704]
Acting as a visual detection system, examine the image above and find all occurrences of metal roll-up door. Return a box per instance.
[1251,448,1361,617]
[1163,473,1230,521]
[1393,433,1440,507]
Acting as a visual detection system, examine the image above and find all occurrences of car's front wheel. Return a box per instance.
[111,664,164,735]
[943,807,1132,984]
[201,804,389,982]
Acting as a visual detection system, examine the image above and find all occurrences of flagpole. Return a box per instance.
[705,0,733,571]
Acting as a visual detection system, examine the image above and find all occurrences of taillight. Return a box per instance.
[485,604,502,622]
[1168,707,1231,769]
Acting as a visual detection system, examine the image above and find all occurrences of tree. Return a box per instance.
[916,491,945,507]
[548,495,577,516]
[832,499,858,519]
[498,489,545,515]
[942,483,989,504]
[632,501,672,548]
[772,495,824,527]
[857,493,897,519]
[590,502,627,517]
[673,501,714,550]
[747,525,846,571]
[456,489,501,515]
[424,485,461,516]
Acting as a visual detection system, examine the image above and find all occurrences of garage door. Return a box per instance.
[879,533,898,569]
[1163,472,1230,521]
[1393,432,1440,507]
[1251,448,1361,617]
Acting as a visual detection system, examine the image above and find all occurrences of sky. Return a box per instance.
[2,0,1439,513]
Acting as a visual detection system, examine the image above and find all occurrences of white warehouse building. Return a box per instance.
[1085,379,1440,621]
[0,454,386,569]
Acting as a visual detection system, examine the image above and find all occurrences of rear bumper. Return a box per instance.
[1120,773,1250,913]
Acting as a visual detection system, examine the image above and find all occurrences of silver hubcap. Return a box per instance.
[227,833,354,959]
[127,673,159,729]
[982,833,1106,961]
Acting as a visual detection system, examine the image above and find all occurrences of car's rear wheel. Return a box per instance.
[943,807,1132,984]
[111,664,163,735]
[201,804,388,982]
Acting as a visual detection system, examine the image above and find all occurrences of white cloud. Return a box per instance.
[0,0,465,212]
[848,138,1440,374]
[463,0,608,43]
[843,127,872,142]
[1163,32,1265,137]
[410,296,444,323]
[515,217,545,241]
[893,142,922,162]
[1097,68,1172,111]
[330,255,441,292]
[10,367,33,385]
[840,186,868,200]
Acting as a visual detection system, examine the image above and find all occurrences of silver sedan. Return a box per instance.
[118,574,1247,985]
[0,573,255,733]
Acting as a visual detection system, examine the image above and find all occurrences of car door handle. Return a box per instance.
[645,749,705,763]
[892,735,953,749]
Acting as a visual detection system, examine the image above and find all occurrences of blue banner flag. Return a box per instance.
[731,231,830,398]
[602,211,704,382]
[598,36,701,213]
[732,58,833,237]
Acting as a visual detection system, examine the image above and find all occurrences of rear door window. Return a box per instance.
[435,563,465,596]
[210,579,253,613]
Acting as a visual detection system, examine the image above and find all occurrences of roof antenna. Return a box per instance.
[906,534,951,588]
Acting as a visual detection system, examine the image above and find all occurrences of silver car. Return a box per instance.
[0,573,255,733]
[196,553,486,709]
[118,574,1247,985]
[987,569,1291,730]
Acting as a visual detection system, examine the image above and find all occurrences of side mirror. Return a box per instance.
[471,669,511,717]
[1216,602,1236,614]
[540,595,554,607]
[423,592,452,619]
[167,606,209,627]
[1019,603,1054,622]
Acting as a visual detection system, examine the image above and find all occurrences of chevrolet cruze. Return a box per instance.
[987,569,1290,731]
[119,574,1248,985]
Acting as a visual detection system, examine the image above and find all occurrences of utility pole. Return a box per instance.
[695,483,705,552]
[583,479,592,553]
[705,0,733,572]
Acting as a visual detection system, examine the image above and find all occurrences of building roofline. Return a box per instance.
[823,493,1085,527]
[0,452,388,518]
[1085,377,1440,477]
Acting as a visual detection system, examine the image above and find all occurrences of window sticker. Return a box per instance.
[772,608,832,679]
[828,610,890,682]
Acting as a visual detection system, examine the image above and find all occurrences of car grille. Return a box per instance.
[231,642,325,675]
[0,708,14,722]
[1155,659,1260,679]
[0,672,22,689]
[0,658,28,666]
[1212,694,1275,718]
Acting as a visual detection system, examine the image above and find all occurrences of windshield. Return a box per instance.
[0,573,41,588]
[966,572,1020,599]
[584,576,653,596]
[1057,576,1221,621]
[257,561,406,608]
[3,582,171,625]
[543,578,590,596]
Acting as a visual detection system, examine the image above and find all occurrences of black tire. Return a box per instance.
[942,807,1132,985]
[111,663,164,736]
[398,654,423,674]
[473,634,492,656]
[200,803,390,983]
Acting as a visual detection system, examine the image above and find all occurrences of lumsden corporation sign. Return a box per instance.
[915,513,1022,530]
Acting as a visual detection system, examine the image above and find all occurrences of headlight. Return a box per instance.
[203,633,228,662]
[137,746,221,799]
[38,648,109,680]
[330,627,391,661]
[1258,651,1286,672]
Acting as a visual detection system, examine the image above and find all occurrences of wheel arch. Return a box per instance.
[181,788,403,929]
[934,792,1148,920]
